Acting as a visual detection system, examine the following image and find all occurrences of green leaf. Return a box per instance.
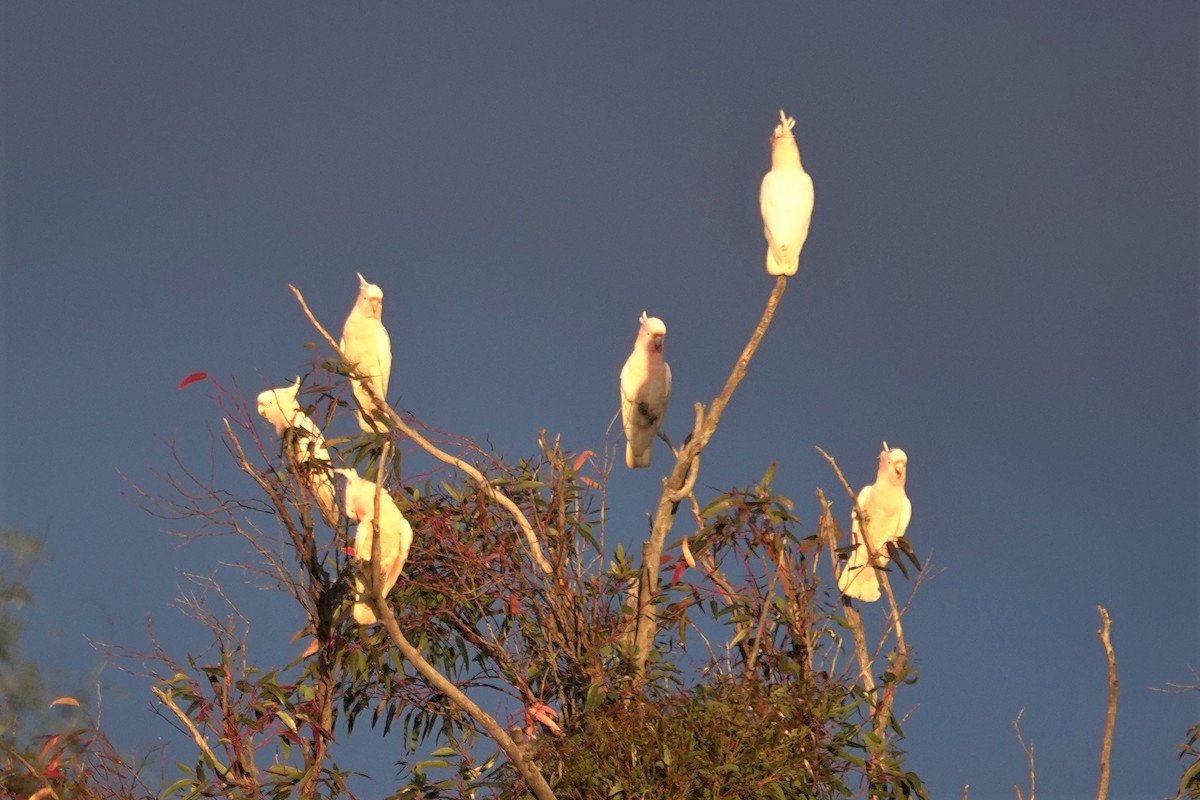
[276,709,298,733]
[699,495,734,519]
[161,777,198,797]
[584,683,605,713]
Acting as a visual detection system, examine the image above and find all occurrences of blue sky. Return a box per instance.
[2,4,1196,798]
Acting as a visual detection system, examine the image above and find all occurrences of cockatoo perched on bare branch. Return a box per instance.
[340,272,392,432]
[837,444,912,602]
[619,312,672,469]
[257,378,337,520]
[759,109,814,276]
[334,467,413,625]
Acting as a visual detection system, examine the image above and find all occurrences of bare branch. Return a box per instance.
[1097,606,1117,800]
[151,686,234,783]
[1012,708,1035,800]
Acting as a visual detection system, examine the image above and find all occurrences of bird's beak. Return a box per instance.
[652,335,664,353]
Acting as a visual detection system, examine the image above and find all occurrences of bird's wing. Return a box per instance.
[375,325,392,397]
[897,495,912,540]
[852,484,873,542]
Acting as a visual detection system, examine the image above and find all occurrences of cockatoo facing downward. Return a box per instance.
[340,273,392,432]
[619,312,672,469]
[759,109,815,276]
[257,378,337,520]
[334,468,413,625]
[837,445,912,603]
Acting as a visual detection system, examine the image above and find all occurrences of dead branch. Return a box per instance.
[1097,606,1117,800]
[1012,708,1035,800]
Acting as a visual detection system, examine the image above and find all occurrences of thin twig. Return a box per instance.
[1097,606,1117,800]
[816,489,876,704]
[1012,708,1035,800]
[151,686,234,782]
[744,543,783,673]
[288,284,553,575]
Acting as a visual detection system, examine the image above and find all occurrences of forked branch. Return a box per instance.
[630,275,788,678]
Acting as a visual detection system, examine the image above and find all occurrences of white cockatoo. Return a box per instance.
[340,272,392,432]
[619,312,672,469]
[759,109,815,276]
[837,445,912,602]
[257,378,337,520]
[334,467,413,625]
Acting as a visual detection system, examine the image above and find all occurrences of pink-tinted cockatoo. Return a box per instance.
[619,312,672,469]
[334,467,413,625]
[257,378,337,520]
[759,109,815,276]
[340,272,392,432]
[837,445,912,602]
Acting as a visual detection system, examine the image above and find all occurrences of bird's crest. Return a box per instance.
[639,310,648,326]
[772,109,796,141]
[355,272,383,301]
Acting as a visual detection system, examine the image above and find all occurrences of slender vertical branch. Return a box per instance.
[630,275,788,678]
[816,489,875,703]
[1012,708,1035,800]
[1096,606,1117,800]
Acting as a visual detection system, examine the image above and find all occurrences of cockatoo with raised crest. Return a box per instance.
[334,467,413,625]
[837,445,912,602]
[759,109,814,276]
[619,312,671,469]
[257,378,337,520]
[340,272,392,432]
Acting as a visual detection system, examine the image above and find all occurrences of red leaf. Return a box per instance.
[670,561,687,585]
[177,372,209,390]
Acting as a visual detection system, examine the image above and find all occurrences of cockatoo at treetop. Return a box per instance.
[759,109,814,277]
[619,312,672,469]
[334,467,413,625]
[257,378,337,520]
[837,445,912,603]
[340,272,392,432]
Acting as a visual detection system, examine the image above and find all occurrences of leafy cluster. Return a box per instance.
[132,363,930,800]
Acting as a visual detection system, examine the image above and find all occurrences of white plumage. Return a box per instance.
[340,272,392,432]
[257,378,336,520]
[759,109,815,276]
[334,467,413,625]
[837,446,912,602]
[619,312,672,469]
